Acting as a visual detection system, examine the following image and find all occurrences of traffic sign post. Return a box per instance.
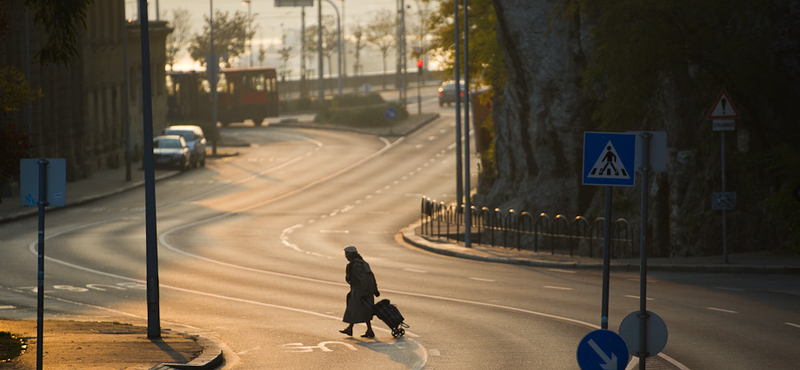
[707,90,739,264]
[619,310,668,359]
[577,329,630,370]
[583,132,636,329]
[20,158,66,370]
[625,131,667,370]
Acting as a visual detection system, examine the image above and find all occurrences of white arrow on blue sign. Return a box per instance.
[582,132,637,187]
[577,329,630,370]
[385,107,398,120]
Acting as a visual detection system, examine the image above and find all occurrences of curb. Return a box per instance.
[273,113,440,137]
[401,225,800,276]
[150,330,224,370]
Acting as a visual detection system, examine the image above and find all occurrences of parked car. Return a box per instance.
[438,80,465,106]
[163,125,206,168]
[153,135,191,171]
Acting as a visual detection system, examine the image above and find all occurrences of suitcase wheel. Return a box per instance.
[392,328,405,338]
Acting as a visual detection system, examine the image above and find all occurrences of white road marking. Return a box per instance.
[785,322,800,329]
[543,286,573,291]
[0,305,15,309]
[469,277,495,282]
[706,307,738,314]
[429,349,441,356]
[403,269,428,274]
[625,295,655,301]
[319,230,349,234]
[547,268,576,274]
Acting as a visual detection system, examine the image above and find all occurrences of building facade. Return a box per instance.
[2,0,170,182]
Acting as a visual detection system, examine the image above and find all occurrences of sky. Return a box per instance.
[125,0,435,73]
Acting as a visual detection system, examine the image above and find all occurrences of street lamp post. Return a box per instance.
[243,0,252,67]
[320,0,342,96]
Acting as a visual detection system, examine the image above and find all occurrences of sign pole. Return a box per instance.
[601,186,612,329]
[35,159,48,370]
[721,131,728,264]
[637,133,651,369]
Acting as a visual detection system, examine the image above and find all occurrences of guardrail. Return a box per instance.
[420,197,635,258]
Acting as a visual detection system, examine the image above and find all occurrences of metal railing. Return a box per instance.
[420,197,635,258]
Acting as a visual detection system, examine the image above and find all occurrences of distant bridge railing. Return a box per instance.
[420,197,635,258]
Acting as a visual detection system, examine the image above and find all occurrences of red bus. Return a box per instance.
[166,67,279,126]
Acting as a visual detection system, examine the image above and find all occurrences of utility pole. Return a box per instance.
[318,0,324,105]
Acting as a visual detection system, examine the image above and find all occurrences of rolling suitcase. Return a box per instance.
[365,299,409,338]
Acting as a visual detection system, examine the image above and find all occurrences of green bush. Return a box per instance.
[315,102,408,127]
[281,93,385,113]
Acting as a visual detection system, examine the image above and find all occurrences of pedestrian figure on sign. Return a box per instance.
[600,146,619,176]
[340,245,380,338]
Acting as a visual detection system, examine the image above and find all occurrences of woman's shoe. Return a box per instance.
[361,331,375,338]
[339,328,353,336]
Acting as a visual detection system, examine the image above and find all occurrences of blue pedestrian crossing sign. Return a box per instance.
[583,132,637,187]
[577,329,630,370]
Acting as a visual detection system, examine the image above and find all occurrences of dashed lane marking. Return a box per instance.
[543,286,573,291]
[469,277,495,282]
[706,307,738,314]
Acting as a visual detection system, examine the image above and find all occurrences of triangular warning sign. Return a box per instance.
[707,89,740,119]
[587,141,630,179]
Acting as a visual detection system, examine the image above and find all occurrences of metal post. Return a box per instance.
[300,7,306,98]
[463,0,471,249]
[35,159,49,370]
[210,0,219,154]
[317,0,324,105]
[140,0,161,339]
[417,66,422,114]
[721,131,728,264]
[123,19,132,182]
[322,0,342,96]
[601,186,612,329]
[453,0,463,209]
[638,133,651,369]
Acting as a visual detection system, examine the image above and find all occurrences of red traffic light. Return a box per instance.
[417,60,424,68]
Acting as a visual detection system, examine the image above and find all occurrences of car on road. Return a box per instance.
[163,125,206,168]
[438,80,465,106]
[153,135,191,171]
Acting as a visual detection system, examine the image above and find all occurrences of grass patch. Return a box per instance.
[0,331,25,362]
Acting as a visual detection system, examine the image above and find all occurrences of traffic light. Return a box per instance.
[417,60,423,74]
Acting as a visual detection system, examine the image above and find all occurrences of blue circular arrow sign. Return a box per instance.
[385,107,398,120]
[577,329,630,370]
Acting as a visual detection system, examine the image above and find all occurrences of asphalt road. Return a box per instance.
[1,91,799,369]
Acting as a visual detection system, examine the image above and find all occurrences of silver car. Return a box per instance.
[438,80,465,107]
[163,125,207,168]
[153,135,191,171]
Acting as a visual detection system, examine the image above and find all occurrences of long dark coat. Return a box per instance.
[342,255,378,324]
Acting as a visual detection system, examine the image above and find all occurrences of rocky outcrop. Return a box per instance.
[480,1,799,256]
[480,0,595,216]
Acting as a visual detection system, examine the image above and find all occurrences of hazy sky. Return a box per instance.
[125,0,430,71]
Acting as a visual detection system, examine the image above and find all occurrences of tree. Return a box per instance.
[188,9,254,68]
[426,0,504,91]
[426,0,505,187]
[557,0,800,249]
[278,34,293,81]
[365,9,396,89]
[303,16,338,91]
[349,23,366,76]
[258,42,267,67]
[0,0,90,203]
[164,8,192,71]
